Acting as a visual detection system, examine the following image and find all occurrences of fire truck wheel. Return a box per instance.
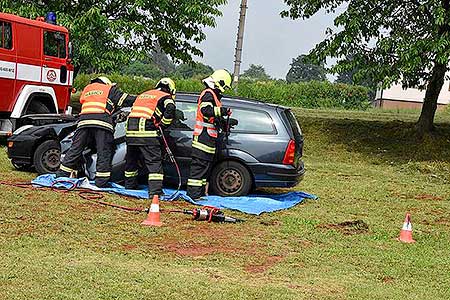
[27,101,51,114]
[33,140,61,174]
[210,160,252,197]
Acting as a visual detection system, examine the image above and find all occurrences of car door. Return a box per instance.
[163,100,197,184]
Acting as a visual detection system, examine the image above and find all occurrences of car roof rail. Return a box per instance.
[177,91,286,109]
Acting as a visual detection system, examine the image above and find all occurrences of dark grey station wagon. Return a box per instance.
[78,92,305,196]
[9,92,305,197]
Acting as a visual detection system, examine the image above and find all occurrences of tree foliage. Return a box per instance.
[173,62,214,79]
[0,0,226,74]
[241,64,271,81]
[282,0,450,134]
[122,61,163,79]
[286,55,327,83]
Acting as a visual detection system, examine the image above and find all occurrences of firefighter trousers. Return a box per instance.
[125,144,163,197]
[56,127,114,188]
[186,156,213,199]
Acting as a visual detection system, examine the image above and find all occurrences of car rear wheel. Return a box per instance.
[210,160,252,197]
[33,140,61,174]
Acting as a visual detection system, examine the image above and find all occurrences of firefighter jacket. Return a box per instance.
[78,83,136,132]
[191,88,229,161]
[126,89,175,145]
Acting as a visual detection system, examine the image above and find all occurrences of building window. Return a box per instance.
[44,31,66,58]
[0,22,12,50]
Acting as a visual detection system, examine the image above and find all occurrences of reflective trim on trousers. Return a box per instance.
[148,173,164,181]
[192,140,216,154]
[60,164,75,173]
[96,171,111,177]
[77,120,113,131]
[187,178,203,187]
[126,130,158,137]
[125,171,138,178]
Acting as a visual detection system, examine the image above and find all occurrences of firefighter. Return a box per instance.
[56,76,136,187]
[124,78,176,198]
[186,69,233,199]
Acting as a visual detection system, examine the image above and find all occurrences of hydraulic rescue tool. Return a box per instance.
[180,206,244,223]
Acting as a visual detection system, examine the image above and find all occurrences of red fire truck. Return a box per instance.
[0,12,73,135]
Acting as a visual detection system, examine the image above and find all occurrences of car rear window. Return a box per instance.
[231,108,275,134]
[285,109,302,140]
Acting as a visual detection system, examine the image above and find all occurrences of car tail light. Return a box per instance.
[7,141,13,148]
[283,139,296,165]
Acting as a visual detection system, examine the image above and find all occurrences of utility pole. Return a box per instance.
[233,0,248,90]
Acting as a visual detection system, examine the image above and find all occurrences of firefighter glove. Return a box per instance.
[220,107,232,116]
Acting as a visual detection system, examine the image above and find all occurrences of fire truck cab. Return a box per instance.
[0,12,73,135]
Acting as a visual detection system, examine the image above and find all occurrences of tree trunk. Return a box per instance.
[416,62,447,136]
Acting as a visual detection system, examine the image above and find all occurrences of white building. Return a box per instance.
[375,82,450,109]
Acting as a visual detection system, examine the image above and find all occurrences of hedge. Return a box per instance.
[74,74,371,110]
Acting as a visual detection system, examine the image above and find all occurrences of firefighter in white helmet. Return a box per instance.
[56,76,136,187]
[124,78,177,197]
[186,70,233,199]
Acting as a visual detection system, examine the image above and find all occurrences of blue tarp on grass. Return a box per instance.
[32,174,318,215]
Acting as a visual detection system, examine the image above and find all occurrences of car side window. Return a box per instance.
[0,21,12,50]
[172,101,197,130]
[44,31,66,58]
[231,108,275,134]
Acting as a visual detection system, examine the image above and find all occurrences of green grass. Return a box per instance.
[1,108,450,299]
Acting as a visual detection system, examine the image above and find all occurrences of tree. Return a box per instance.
[0,0,226,76]
[150,44,176,75]
[286,55,327,83]
[282,0,450,135]
[173,62,214,79]
[241,64,271,81]
[122,61,163,79]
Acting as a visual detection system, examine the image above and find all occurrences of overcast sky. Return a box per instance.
[197,0,336,79]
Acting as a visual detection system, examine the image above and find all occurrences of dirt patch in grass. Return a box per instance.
[162,241,236,257]
[435,217,450,226]
[415,194,443,201]
[155,222,255,257]
[244,256,284,274]
[381,276,395,284]
[319,220,369,235]
[260,220,282,226]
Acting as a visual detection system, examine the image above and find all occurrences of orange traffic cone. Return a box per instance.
[141,195,162,227]
[398,213,415,243]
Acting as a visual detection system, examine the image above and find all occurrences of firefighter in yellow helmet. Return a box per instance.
[56,76,136,187]
[186,70,233,199]
[124,78,176,197]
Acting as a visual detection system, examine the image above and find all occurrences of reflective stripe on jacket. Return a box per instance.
[80,83,113,115]
[126,90,170,138]
[193,89,221,139]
